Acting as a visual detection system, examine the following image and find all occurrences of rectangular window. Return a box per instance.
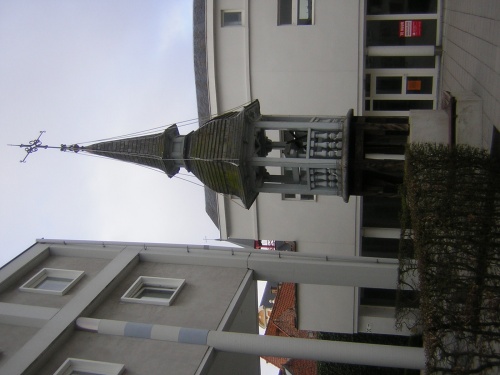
[376,76,402,94]
[361,288,419,308]
[278,0,313,25]
[222,10,242,27]
[121,276,185,306]
[53,358,124,375]
[367,0,437,15]
[366,20,437,47]
[361,237,400,259]
[366,56,435,69]
[282,193,315,201]
[361,288,397,307]
[373,99,433,111]
[362,196,401,228]
[278,0,292,24]
[38,277,73,292]
[365,74,371,97]
[20,268,85,296]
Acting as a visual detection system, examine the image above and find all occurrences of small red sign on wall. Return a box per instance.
[407,80,422,91]
[399,20,422,37]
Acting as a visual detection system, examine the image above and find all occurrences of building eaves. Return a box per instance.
[193,0,210,126]
[193,0,219,229]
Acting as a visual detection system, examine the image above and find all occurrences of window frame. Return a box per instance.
[53,358,124,375]
[121,276,185,306]
[19,268,85,296]
[282,193,316,201]
[278,0,314,26]
[221,10,243,27]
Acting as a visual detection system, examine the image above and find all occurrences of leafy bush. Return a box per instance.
[397,144,500,374]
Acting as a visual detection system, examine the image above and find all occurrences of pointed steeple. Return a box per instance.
[84,124,184,178]
[73,100,263,208]
[13,100,408,210]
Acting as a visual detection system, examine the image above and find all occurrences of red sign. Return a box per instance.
[399,20,422,37]
[407,80,422,91]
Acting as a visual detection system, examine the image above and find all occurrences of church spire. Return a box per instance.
[83,124,184,178]
[11,100,408,210]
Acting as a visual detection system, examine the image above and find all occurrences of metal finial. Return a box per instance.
[9,131,48,163]
[9,131,82,163]
[59,144,83,153]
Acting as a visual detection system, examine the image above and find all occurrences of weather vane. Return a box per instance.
[8,131,82,163]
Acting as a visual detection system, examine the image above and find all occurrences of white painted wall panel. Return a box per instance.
[298,284,355,333]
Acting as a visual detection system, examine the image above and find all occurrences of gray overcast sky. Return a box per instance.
[0,0,221,266]
[0,3,276,373]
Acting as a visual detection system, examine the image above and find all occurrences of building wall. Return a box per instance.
[213,0,362,116]
[199,0,442,338]
[212,0,362,251]
[256,195,358,256]
[0,252,111,369]
[298,284,355,334]
[210,0,364,335]
[0,324,39,366]
[224,279,259,334]
[0,255,110,309]
[248,0,361,116]
[223,191,359,256]
[89,262,248,329]
[208,279,260,375]
[0,242,259,375]
[37,331,209,375]
[213,0,249,112]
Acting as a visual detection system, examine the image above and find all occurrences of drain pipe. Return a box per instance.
[77,317,425,370]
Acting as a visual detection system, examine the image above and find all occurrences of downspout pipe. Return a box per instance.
[77,317,425,370]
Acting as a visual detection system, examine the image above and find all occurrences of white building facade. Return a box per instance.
[194,0,440,334]
[0,240,425,374]
[0,240,259,375]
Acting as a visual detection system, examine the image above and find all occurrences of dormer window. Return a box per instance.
[121,276,185,306]
[19,268,85,296]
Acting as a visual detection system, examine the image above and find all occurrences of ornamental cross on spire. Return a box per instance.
[9,131,48,163]
[8,131,82,163]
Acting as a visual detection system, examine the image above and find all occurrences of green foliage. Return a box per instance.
[397,144,500,374]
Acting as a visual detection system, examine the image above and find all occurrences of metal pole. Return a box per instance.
[77,318,425,370]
